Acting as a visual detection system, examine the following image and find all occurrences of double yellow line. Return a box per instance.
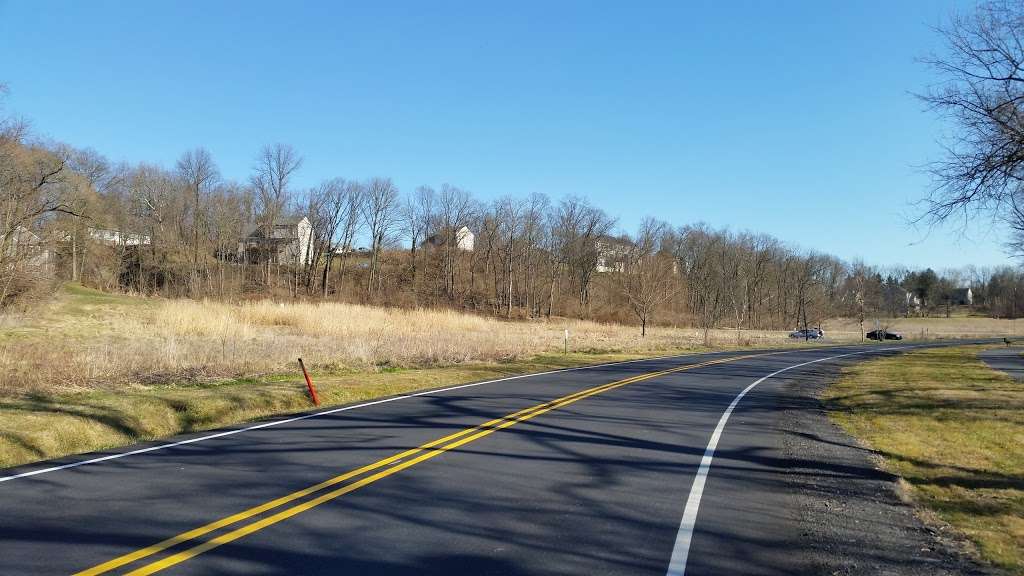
[76,352,766,576]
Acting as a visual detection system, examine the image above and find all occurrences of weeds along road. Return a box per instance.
[0,343,979,575]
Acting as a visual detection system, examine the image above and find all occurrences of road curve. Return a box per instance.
[0,343,965,575]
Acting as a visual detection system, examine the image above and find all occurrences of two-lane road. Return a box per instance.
[0,344,945,575]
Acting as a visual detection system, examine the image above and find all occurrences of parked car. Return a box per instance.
[789,328,823,339]
[866,329,903,341]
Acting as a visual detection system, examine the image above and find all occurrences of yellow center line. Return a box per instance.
[72,379,623,576]
[77,352,771,576]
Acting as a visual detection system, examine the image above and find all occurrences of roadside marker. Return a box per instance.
[297,358,320,406]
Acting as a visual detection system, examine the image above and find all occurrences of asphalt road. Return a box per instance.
[979,346,1024,380]
[0,343,961,575]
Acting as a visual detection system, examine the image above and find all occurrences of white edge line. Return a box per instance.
[0,349,735,484]
[664,345,921,576]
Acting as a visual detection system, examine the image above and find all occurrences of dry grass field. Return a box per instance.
[0,284,808,396]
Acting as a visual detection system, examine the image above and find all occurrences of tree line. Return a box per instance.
[3,88,1023,336]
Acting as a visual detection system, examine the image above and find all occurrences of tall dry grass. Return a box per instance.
[1,295,800,395]
[7,289,1021,396]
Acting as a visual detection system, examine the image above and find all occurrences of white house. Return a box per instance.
[4,226,53,271]
[952,287,974,306]
[423,226,475,252]
[238,216,314,266]
[595,236,630,273]
[455,226,474,251]
[905,290,922,311]
[88,227,151,246]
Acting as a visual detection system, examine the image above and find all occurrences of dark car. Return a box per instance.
[866,329,902,341]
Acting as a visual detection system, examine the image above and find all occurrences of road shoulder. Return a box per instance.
[778,365,992,576]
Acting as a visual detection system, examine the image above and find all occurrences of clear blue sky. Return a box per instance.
[0,0,1007,269]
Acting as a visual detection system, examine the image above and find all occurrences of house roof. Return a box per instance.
[242,216,309,240]
[7,226,41,244]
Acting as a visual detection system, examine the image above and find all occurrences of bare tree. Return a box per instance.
[720,234,752,345]
[555,196,615,313]
[541,209,563,318]
[252,145,302,228]
[50,146,118,283]
[176,148,219,294]
[306,178,350,296]
[672,225,727,345]
[494,196,522,317]
[920,2,1024,241]
[334,181,364,292]
[404,186,435,300]
[519,193,550,316]
[207,181,251,297]
[125,164,176,294]
[0,122,83,305]
[845,261,881,340]
[251,144,302,286]
[66,147,121,195]
[792,253,827,335]
[618,218,677,336]
[360,177,400,295]
[435,184,475,300]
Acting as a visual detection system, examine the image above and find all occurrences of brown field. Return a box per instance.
[822,315,1024,340]
[4,286,1022,397]
[1,284,817,396]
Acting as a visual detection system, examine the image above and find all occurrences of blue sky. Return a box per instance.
[0,0,1006,269]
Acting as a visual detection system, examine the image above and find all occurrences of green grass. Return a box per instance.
[55,282,152,314]
[826,346,1024,574]
[0,283,154,345]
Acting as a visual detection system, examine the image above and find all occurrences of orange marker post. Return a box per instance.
[298,358,321,406]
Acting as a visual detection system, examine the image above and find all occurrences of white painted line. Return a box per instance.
[664,345,913,576]
[0,350,726,484]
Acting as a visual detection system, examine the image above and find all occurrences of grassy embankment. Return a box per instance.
[0,284,807,470]
[826,346,1024,574]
